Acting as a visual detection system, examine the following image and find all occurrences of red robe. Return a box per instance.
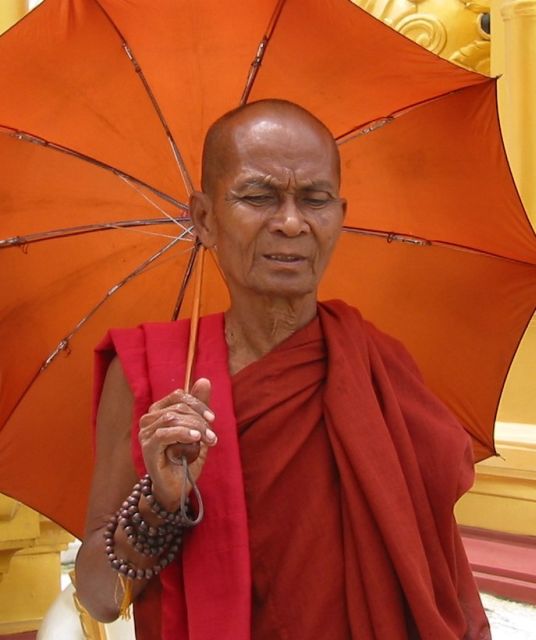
[94,300,490,639]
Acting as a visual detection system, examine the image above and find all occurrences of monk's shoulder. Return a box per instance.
[320,299,420,376]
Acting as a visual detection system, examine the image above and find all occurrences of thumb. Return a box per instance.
[190,377,211,406]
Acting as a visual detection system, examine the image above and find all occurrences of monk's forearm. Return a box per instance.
[75,524,155,622]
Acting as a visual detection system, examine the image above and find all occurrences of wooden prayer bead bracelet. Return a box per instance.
[105,473,198,580]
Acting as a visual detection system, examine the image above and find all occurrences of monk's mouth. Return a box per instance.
[264,254,305,263]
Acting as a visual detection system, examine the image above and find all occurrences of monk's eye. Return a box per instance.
[241,194,277,207]
[300,194,331,208]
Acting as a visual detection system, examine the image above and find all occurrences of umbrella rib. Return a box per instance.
[172,241,201,321]
[0,126,188,213]
[342,226,536,267]
[93,0,195,196]
[0,217,192,249]
[117,174,191,233]
[240,0,287,105]
[171,246,226,321]
[336,80,494,146]
[336,117,395,145]
[2,232,194,428]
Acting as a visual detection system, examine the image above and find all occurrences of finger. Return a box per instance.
[149,386,214,422]
[141,411,205,435]
[171,389,214,423]
[140,403,195,430]
[140,412,217,446]
[190,378,212,418]
[148,389,190,413]
[147,425,203,448]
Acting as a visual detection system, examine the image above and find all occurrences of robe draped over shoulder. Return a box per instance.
[93,300,490,640]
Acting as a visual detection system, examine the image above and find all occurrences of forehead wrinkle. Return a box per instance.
[201,99,341,194]
[236,170,335,192]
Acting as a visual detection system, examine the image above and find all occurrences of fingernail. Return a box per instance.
[206,429,217,442]
[189,429,201,439]
[203,410,215,422]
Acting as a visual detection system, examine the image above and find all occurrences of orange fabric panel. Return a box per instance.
[98,0,277,184]
[0,132,183,236]
[339,81,536,264]
[249,0,485,135]
[0,0,187,200]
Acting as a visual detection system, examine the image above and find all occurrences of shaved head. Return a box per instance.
[201,99,340,195]
[190,98,346,304]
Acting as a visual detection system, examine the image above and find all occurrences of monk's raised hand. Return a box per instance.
[138,378,216,512]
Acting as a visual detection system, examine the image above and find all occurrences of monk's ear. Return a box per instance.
[189,191,217,247]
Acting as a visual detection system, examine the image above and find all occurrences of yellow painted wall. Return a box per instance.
[457,0,536,535]
[493,0,536,427]
[0,0,26,35]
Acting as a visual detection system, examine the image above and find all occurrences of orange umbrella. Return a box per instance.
[0,0,535,538]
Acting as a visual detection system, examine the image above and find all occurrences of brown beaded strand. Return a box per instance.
[104,511,182,580]
[105,467,203,581]
[104,461,204,617]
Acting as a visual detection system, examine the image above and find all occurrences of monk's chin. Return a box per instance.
[250,280,317,301]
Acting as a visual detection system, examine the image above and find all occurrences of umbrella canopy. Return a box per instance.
[0,0,535,537]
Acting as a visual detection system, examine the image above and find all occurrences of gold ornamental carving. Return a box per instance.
[352,0,491,75]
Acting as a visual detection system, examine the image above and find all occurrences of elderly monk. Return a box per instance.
[76,99,491,640]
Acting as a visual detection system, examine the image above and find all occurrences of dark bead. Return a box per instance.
[145,569,153,579]
[127,496,138,506]
[124,526,134,535]
[111,559,121,570]
[119,564,129,575]
[118,518,129,528]
[136,569,145,580]
[105,545,113,554]
[127,568,136,579]
[160,558,168,568]
[127,505,137,516]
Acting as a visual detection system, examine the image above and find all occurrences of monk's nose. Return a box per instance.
[270,196,309,237]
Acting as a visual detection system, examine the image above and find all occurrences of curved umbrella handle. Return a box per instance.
[166,441,201,465]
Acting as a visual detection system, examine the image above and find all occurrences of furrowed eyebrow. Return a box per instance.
[300,181,336,192]
[235,177,274,190]
[235,178,336,192]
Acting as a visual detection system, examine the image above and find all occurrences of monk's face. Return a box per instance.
[197,110,345,300]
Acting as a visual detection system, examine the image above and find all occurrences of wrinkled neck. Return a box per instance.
[224,292,317,375]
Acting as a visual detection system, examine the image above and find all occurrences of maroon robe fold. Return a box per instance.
[234,301,490,639]
[94,299,490,639]
[94,313,251,640]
